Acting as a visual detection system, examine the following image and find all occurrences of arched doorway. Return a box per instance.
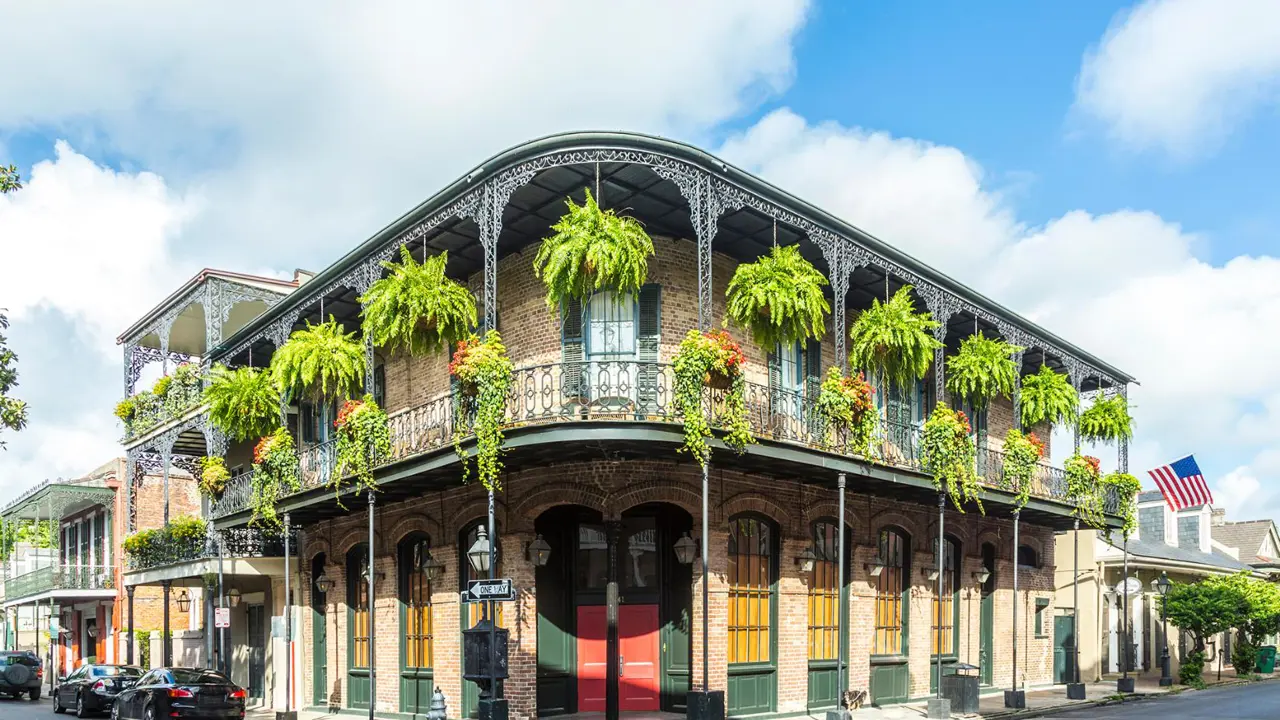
[534,503,693,717]
[310,552,328,707]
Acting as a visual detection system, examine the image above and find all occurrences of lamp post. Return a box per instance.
[1154,572,1172,687]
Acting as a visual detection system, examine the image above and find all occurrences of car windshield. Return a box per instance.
[93,666,142,677]
[0,653,38,667]
[169,669,228,684]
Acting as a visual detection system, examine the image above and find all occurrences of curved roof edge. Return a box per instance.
[213,130,1135,384]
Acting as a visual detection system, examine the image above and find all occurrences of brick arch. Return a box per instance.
[868,510,921,547]
[975,529,1005,559]
[612,481,701,518]
[511,482,607,524]
[453,495,511,536]
[800,501,864,536]
[722,491,794,535]
[1017,533,1046,561]
[334,526,384,558]
[384,512,444,548]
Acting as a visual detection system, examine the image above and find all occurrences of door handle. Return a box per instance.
[619,655,625,677]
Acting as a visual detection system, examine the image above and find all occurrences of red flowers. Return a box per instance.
[253,436,271,465]
[448,336,480,378]
[705,330,745,371]
[335,398,363,429]
[955,409,973,436]
[1026,432,1045,459]
[1084,455,1101,474]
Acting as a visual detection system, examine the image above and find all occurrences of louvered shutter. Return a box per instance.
[637,285,661,414]
[562,297,585,401]
[768,347,782,430]
[803,341,822,438]
[300,402,315,444]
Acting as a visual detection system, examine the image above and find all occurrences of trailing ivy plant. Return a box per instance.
[333,394,392,497]
[1064,452,1105,529]
[1018,365,1078,430]
[360,246,477,356]
[448,331,514,492]
[270,319,366,404]
[532,188,655,309]
[849,286,941,393]
[813,367,876,456]
[198,456,231,499]
[920,403,983,513]
[726,244,830,349]
[204,365,281,442]
[1079,393,1134,445]
[1001,429,1045,510]
[672,330,753,467]
[115,391,161,436]
[162,363,203,416]
[250,428,300,529]
[945,332,1022,410]
[1102,471,1142,540]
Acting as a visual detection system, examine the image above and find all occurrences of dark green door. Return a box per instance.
[807,521,850,711]
[312,553,328,707]
[1054,615,1076,684]
[347,545,372,710]
[979,543,995,685]
[247,605,266,701]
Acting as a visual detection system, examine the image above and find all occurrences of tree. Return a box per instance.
[0,165,20,194]
[0,310,28,449]
[0,518,57,561]
[1206,572,1280,675]
[1161,578,1251,685]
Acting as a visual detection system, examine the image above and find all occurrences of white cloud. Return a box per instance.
[1075,0,1280,155]
[719,108,1280,520]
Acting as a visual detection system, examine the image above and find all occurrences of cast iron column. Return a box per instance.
[935,495,945,702]
[367,492,376,720]
[218,533,227,676]
[829,473,848,720]
[702,462,709,694]
[606,520,621,720]
[285,512,293,716]
[162,580,172,666]
[1005,510,1022,708]
[1066,518,1084,699]
[1120,536,1133,692]
[126,586,135,665]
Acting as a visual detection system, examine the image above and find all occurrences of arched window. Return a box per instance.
[346,544,370,670]
[399,533,433,671]
[808,520,845,661]
[873,528,909,655]
[931,537,960,657]
[1017,544,1040,569]
[728,514,777,664]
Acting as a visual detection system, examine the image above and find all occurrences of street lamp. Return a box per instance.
[314,573,335,595]
[1153,572,1172,687]
[176,590,191,613]
[795,547,818,574]
[468,526,491,574]
[525,534,552,568]
[227,588,242,608]
[672,533,697,566]
[418,543,446,582]
[973,568,991,585]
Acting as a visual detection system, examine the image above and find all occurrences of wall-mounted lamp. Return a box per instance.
[673,533,698,566]
[526,534,552,568]
[973,568,991,585]
[416,542,445,583]
[922,565,941,582]
[314,573,335,594]
[176,590,191,613]
[865,559,886,577]
[227,588,242,608]
[795,547,818,574]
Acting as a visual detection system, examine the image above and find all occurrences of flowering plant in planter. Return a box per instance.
[250,428,300,528]
[448,331,513,492]
[333,394,392,496]
[1001,429,1044,510]
[163,363,203,415]
[814,367,876,455]
[198,456,231,499]
[1065,452,1105,529]
[920,403,982,512]
[1102,471,1142,540]
[673,330,753,466]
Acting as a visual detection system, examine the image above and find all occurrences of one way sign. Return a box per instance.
[462,578,516,603]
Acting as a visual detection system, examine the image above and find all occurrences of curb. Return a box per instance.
[973,675,1276,719]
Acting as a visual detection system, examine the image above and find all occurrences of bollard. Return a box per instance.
[428,687,448,720]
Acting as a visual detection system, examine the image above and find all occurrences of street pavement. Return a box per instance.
[1054,679,1280,719]
[0,693,56,718]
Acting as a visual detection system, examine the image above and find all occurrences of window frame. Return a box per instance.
[872,527,911,658]
[1017,544,1040,570]
[930,536,961,659]
[398,532,434,673]
[807,519,849,664]
[1034,598,1050,638]
[584,290,639,362]
[727,513,779,668]
[347,544,371,671]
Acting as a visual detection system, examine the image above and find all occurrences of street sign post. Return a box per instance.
[462,578,516,603]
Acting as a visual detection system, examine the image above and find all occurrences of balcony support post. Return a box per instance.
[1004,510,1023,708]
[1011,351,1025,432]
[126,585,135,665]
[162,579,173,666]
[367,491,377,720]
[285,512,293,716]
[49,596,56,693]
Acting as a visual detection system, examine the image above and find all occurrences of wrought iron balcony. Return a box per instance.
[210,361,1121,520]
[4,564,113,601]
[124,526,293,573]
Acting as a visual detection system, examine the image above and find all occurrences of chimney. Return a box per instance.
[292,269,316,286]
[1212,507,1227,526]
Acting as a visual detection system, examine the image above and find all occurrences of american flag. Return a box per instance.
[1148,455,1213,511]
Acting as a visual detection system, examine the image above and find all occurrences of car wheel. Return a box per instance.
[76,692,88,718]
[28,687,39,701]
[110,700,120,720]
[143,703,156,720]
[52,691,64,713]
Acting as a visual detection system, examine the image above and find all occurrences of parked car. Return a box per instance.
[53,664,143,717]
[110,668,245,720]
[0,650,42,700]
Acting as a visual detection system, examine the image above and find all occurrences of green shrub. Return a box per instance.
[1179,650,1206,687]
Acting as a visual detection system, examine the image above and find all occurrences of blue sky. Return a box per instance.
[1,0,1278,520]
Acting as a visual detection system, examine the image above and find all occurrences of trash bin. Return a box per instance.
[1256,646,1276,674]
[940,663,981,714]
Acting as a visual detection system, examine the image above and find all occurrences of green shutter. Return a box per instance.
[803,342,822,437]
[562,297,585,401]
[637,285,661,414]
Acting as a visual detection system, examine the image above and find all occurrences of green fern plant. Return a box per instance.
[360,246,476,356]
[726,244,830,348]
[270,319,366,403]
[203,365,281,442]
[849,286,941,392]
[532,188,655,309]
[946,332,1022,410]
[1018,365,1079,429]
[1079,393,1134,444]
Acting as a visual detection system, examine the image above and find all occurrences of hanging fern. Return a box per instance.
[946,332,1021,409]
[204,365,281,442]
[726,244,830,348]
[270,319,366,403]
[1079,393,1133,444]
[1018,365,1079,429]
[360,246,477,356]
[849,286,941,393]
[532,188,655,309]
[920,403,983,513]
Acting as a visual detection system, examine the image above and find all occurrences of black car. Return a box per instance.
[53,664,143,717]
[111,668,245,720]
[0,650,42,700]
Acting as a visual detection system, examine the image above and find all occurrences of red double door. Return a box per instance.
[576,604,660,712]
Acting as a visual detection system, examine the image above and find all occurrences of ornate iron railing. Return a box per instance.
[210,361,1121,519]
[5,564,113,600]
[124,526,293,573]
[121,380,204,441]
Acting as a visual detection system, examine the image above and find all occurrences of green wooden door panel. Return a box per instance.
[1054,615,1075,685]
[869,662,909,705]
[347,671,371,710]
[807,665,838,709]
[727,668,775,716]
[399,672,433,715]
[980,591,994,685]
[311,606,327,706]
